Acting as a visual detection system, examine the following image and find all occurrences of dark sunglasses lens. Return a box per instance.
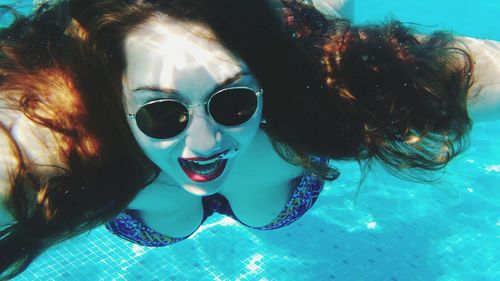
[136,101,188,138]
[209,89,258,126]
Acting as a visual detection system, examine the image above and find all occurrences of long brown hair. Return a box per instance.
[0,3,155,279]
[272,1,473,179]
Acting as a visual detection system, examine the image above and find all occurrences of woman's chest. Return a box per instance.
[127,130,304,236]
[128,168,302,238]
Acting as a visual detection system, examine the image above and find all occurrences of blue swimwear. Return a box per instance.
[105,160,330,247]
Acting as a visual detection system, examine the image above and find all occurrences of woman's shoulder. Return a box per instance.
[1,104,68,172]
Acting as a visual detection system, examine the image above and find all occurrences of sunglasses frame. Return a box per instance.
[127,86,263,139]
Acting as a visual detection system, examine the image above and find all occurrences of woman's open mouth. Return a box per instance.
[178,151,229,182]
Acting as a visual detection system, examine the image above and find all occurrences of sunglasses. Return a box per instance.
[127,87,263,139]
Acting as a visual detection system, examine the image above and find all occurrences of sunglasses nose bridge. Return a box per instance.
[188,101,210,120]
[186,99,210,115]
[185,108,222,154]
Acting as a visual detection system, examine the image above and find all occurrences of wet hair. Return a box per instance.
[0,3,155,279]
[72,0,472,178]
[274,1,472,179]
[0,0,473,278]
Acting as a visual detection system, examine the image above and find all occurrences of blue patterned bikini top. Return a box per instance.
[105,167,328,247]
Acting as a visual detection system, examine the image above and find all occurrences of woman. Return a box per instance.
[1,0,498,279]
[64,0,492,246]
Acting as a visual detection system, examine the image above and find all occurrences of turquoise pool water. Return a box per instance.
[3,1,500,280]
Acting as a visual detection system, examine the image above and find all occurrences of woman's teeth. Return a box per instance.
[179,150,235,182]
[184,159,221,175]
[191,157,220,165]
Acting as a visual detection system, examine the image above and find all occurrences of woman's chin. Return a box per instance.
[181,167,232,196]
[181,183,219,196]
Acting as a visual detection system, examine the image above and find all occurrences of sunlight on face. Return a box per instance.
[122,15,263,195]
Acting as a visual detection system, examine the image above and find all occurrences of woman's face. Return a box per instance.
[122,15,263,196]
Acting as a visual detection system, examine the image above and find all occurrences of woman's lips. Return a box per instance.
[178,151,229,182]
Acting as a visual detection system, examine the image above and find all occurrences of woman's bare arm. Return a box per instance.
[461,37,500,123]
[310,0,355,20]
[0,130,16,226]
[0,106,67,227]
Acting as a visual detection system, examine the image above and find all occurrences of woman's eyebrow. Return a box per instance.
[131,71,252,96]
[219,71,251,86]
[131,86,178,96]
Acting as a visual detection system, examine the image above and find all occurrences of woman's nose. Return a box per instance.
[185,110,222,155]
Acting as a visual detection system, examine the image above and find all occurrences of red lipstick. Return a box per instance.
[178,151,229,182]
